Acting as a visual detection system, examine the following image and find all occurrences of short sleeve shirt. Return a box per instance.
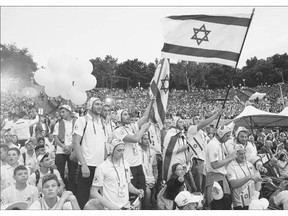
[53,120,73,154]
[29,196,72,210]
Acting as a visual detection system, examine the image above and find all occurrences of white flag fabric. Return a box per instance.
[161,14,252,67]
[149,58,170,129]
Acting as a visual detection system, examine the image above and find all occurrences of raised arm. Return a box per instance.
[137,99,154,128]
[123,122,151,143]
[196,109,224,131]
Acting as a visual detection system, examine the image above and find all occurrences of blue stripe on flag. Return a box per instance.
[162,43,239,62]
[166,15,250,27]
[150,80,166,124]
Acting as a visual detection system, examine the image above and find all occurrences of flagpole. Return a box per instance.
[215,8,255,129]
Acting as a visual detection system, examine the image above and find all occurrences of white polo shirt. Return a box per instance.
[53,120,73,154]
[74,113,106,167]
[113,122,141,167]
[227,160,257,207]
[206,137,227,175]
[0,184,39,207]
[29,196,72,210]
[187,126,207,161]
[92,158,132,209]
[11,115,39,140]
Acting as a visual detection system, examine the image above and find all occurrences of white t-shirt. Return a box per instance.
[113,122,141,167]
[0,184,39,208]
[53,120,73,154]
[206,137,227,175]
[140,147,157,185]
[187,126,207,161]
[227,160,257,207]
[28,169,62,193]
[0,164,9,191]
[29,196,72,210]
[73,113,106,167]
[19,151,37,172]
[92,159,132,209]
[11,115,39,140]
[148,124,162,154]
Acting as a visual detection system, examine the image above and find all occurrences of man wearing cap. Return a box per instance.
[73,97,107,209]
[174,191,202,210]
[3,131,19,149]
[19,138,37,173]
[11,109,39,146]
[28,153,64,195]
[227,144,262,210]
[32,115,50,138]
[112,100,153,201]
[90,139,144,210]
[53,104,78,194]
[162,116,196,192]
[205,125,236,209]
[187,109,223,193]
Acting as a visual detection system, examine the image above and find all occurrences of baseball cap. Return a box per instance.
[174,191,202,207]
[1,201,28,210]
[211,181,224,200]
[60,104,72,112]
[37,152,49,163]
[234,144,245,152]
[249,198,269,210]
[217,125,231,138]
[235,126,248,138]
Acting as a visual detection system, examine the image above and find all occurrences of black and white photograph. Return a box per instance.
[1,0,288,211]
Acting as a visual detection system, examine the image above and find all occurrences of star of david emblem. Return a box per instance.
[191,24,211,45]
[160,74,170,94]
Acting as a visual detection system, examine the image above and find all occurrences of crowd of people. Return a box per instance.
[1,83,288,210]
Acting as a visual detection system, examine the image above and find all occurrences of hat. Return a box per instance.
[211,181,224,200]
[235,126,248,138]
[249,198,269,210]
[217,125,231,138]
[87,97,101,110]
[116,109,127,122]
[110,139,125,150]
[174,191,202,207]
[37,152,49,163]
[234,144,245,152]
[1,201,28,210]
[4,131,12,136]
[60,104,72,112]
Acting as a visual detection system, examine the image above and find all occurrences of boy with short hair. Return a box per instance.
[0,165,38,208]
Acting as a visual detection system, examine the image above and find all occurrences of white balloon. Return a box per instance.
[34,68,49,86]
[43,73,56,88]
[54,73,73,91]
[45,85,60,98]
[70,87,87,105]
[74,74,97,91]
[67,58,93,78]
[60,89,71,100]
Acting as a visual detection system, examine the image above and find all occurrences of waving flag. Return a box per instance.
[149,58,170,129]
[161,13,253,67]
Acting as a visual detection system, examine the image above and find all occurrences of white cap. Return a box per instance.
[86,97,101,110]
[235,126,248,138]
[249,198,269,210]
[217,125,231,138]
[211,181,224,200]
[37,152,49,163]
[1,201,28,210]
[60,104,72,112]
[174,191,202,207]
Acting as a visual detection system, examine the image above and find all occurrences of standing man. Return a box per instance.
[73,97,107,209]
[112,99,153,201]
[101,104,116,153]
[90,139,144,210]
[11,109,39,146]
[227,144,262,210]
[205,125,236,209]
[53,105,77,194]
[187,110,223,193]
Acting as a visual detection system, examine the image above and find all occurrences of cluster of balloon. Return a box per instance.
[34,54,97,105]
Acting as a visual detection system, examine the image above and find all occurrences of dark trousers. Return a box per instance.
[55,153,78,194]
[234,206,249,210]
[76,165,96,210]
[130,164,146,202]
[210,194,232,210]
[191,158,206,193]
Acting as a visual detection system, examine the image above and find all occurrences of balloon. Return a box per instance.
[67,58,93,78]
[70,87,87,105]
[60,89,71,100]
[47,54,71,73]
[43,73,56,88]
[45,85,60,98]
[54,73,73,91]
[74,74,97,91]
[34,68,49,86]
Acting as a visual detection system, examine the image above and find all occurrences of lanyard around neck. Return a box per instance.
[111,158,128,186]
[237,161,251,177]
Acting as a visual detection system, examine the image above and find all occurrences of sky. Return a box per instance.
[1,3,288,70]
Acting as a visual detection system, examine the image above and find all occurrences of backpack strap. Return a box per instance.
[22,152,26,166]
[35,169,40,186]
[79,115,88,146]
